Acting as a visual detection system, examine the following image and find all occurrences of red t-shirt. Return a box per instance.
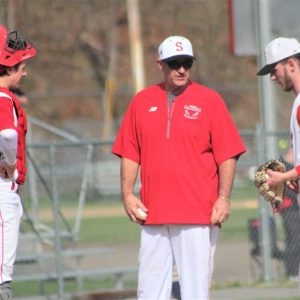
[112,82,246,224]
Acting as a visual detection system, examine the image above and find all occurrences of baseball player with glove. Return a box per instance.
[0,25,37,299]
[256,37,300,217]
[112,35,246,299]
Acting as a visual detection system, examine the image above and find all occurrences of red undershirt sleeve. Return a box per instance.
[297,105,300,127]
[295,165,300,175]
[295,106,300,175]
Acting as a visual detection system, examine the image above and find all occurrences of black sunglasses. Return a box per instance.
[166,59,193,70]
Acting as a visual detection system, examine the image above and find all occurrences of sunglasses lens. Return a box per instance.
[183,60,193,69]
[167,59,193,70]
[167,61,180,69]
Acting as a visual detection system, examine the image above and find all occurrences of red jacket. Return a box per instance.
[113,82,246,224]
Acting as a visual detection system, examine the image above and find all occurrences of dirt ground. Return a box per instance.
[74,240,258,284]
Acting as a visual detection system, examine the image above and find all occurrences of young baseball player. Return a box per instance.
[257,38,300,198]
[112,35,246,299]
[0,24,37,299]
[257,37,300,279]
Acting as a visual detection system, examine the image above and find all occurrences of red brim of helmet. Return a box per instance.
[1,46,37,67]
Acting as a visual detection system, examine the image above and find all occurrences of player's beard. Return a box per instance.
[282,69,293,92]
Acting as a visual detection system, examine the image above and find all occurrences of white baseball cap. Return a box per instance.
[257,37,300,76]
[158,35,195,62]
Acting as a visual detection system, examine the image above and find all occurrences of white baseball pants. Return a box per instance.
[138,224,219,300]
[0,181,22,284]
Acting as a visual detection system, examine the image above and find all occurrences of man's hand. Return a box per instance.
[123,192,148,224]
[0,160,16,179]
[266,169,286,187]
[211,196,231,225]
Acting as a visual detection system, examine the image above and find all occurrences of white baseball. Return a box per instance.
[137,208,147,218]
[265,174,270,180]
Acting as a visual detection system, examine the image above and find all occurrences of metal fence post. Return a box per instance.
[73,144,94,241]
[27,121,39,224]
[50,144,64,299]
[256,124,274,281]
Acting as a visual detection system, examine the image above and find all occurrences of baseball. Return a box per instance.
[265,174,270,180]
[137,208,147,218]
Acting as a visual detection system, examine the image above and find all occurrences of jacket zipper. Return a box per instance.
[166,101,175,139]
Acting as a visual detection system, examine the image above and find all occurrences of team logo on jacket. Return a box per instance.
[184,105,201,120]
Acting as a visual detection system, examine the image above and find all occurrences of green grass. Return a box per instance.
[79,215,140,245]
[219,208,258,242]
[232,179,257,201]
[77,208,258,245]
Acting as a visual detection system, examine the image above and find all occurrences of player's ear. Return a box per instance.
[287,58,297,73]
[157,59,164,71]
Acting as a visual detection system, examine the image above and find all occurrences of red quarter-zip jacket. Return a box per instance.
[112,82,246,224]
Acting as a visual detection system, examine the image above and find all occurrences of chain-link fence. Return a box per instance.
[226,128,300,284]
[14,122,299,299]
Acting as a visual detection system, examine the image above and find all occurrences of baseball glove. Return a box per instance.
[254,159,286,207]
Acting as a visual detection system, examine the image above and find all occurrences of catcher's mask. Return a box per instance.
[0,24,37,67]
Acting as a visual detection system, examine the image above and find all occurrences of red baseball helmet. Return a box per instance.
[0,25,37,67]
